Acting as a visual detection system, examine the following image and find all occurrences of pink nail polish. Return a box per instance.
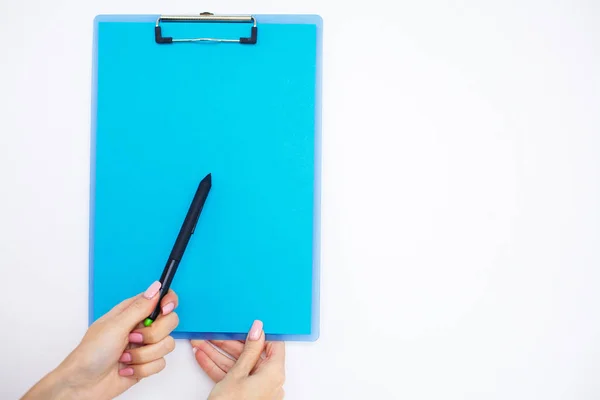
[119,367,134,377]
[129,332,143,343]
[248,320,263,341]
[144,281,162,299]
[119,352,132,363]
[193,347,198,353]
[162,302,175,315]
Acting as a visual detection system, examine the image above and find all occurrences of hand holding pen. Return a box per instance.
[22,282,180,400]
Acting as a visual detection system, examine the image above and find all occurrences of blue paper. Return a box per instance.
[90,14,322,341]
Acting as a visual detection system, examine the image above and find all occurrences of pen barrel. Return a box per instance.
[149,258,180,321]
[169,217,196,260]
[159,259,179,286]
[148,173,211,324]
[169,178,211,260]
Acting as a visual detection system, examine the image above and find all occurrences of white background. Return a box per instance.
[1,0,599,399]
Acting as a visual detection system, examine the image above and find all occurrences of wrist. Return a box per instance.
[21,365,77,400]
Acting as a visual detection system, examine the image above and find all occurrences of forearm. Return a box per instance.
[21,366,76,400]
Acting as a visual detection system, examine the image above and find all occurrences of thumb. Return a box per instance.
[114,281,162,331]
[230,320,265,377]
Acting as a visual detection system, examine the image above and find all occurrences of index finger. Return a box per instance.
[159,289,179,316]
[131,289,178,332]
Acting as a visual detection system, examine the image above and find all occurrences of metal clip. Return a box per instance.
[155,12,258,44]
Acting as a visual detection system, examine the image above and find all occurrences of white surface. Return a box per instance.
[1,0,600,399]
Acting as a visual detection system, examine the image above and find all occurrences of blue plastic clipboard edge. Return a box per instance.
[89,14,322,342]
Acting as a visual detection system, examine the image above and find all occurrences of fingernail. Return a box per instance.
[162,302,175,315]
[119,352,132,363]
[119,367,134,377]
[248,320,263,341]
[129,332,143,343]
[193,347,198,353]
[144,281,162,299]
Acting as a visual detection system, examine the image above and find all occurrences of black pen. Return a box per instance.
[143,173,212,327]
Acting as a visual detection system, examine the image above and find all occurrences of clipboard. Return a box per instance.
[89,13,322,341]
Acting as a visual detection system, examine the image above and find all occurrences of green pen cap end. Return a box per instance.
[143,318,153,327]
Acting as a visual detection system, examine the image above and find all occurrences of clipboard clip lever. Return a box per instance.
[155,13,258,45]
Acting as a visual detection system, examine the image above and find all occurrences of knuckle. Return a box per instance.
[157,357,167,372]
[127,349,139,363]
[131,353,143,365]
[145,329,158,343]
[136,365,149,378]
[170,312,180,328]
[138,358,166,378]
[163,336,176,353]
[131,298,145,312]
